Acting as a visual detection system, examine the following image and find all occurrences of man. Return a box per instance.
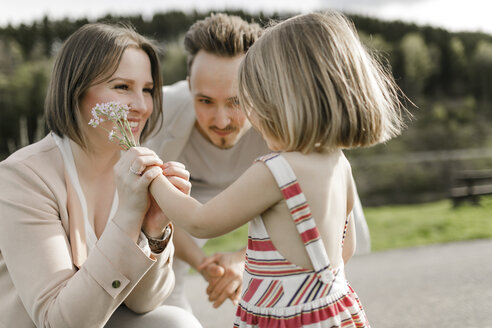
[146,13,267,312]
[146,13,371,313]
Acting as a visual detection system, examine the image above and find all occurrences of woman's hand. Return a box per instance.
[113,147,163,241]
[142,161,191,237]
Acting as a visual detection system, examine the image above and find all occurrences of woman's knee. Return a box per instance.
[153,305,203,328]
[106,304,202,328]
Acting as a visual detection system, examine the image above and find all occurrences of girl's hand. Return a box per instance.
[142,161,191,237]
[161,161,191,195]
[113,147,163,240]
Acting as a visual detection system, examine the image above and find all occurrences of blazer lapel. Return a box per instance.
[64,169,87,268]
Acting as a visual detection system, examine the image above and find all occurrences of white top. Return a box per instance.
[53,134,151,256]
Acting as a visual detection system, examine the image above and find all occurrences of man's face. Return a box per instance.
[188,50,251,149]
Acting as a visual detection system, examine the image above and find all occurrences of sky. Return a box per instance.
[1,0,491,35]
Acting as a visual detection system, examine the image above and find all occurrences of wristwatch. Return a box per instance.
[143,224,172,254]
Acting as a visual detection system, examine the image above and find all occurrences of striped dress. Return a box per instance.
[234,153,370,328]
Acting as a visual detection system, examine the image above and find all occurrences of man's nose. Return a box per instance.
[214,107,231,129]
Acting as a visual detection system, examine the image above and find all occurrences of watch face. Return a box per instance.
[162,224,172,240]
[145,224,172,254]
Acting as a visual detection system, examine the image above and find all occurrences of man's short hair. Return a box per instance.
[184,13,263,73]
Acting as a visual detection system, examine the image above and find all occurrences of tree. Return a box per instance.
[471,40,492,103]
[448,36,468,95]
[161,37,187,85]
[400,32,436,97]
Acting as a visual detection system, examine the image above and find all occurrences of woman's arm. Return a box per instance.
[123,234,175,313]
[0,160,158,327]
[150,161,282,238]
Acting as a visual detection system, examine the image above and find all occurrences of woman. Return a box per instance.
[0,23,201,327]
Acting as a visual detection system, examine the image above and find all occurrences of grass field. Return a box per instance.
[203,195,492,255]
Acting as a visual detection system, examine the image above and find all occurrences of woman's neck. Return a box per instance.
[69,139,120,179]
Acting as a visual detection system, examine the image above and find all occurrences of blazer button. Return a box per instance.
[112,280,121,288]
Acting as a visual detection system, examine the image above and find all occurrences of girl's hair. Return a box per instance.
[238,11,406,153]
[45,23,163,148]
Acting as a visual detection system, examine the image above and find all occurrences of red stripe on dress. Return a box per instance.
[236,294,364,327]
[246,259,293,267]
[245,266,309,276]
[256,280,278,307]
[248,238,276,251]
[300,227,320,244]
[242,278,263,302]
[265,285,284,307]
[291,203,309,215]
[293,212,312,224]
[281,183,302,199]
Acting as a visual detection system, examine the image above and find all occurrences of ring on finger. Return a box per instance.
[129,165,142,175]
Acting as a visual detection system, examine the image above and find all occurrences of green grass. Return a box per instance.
[203,195,492,255]
[203,224,249,255]
[366,195,492,251]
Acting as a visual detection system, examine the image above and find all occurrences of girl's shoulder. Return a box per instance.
[279,149,349,168]
[252,150,354,189]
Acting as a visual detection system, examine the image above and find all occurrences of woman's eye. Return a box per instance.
[144,88,154,94]
[115,84,129,90]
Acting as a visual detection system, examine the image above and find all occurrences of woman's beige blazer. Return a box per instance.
[0,134,175,328]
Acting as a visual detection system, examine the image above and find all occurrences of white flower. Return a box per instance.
[88,118,99,127]
[88,101,137,149]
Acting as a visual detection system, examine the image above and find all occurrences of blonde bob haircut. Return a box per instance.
[45,23,163,148]
[238,11,405,153]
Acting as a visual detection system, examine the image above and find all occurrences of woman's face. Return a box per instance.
[80,47,154,147]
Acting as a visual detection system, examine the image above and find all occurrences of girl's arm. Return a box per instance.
[342,212,356,263]
[150,161,282,238]
[343,167,357,263]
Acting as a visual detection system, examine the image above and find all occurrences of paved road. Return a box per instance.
[185,239,492,327]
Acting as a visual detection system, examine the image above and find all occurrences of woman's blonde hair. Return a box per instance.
[45,23,162,148]
[238,11,405,153]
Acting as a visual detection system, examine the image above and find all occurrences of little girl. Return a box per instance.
[148,11,404,327]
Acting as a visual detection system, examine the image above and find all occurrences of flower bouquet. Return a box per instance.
[88,101,138,149]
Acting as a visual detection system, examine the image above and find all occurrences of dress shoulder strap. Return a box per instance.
[256,153,337,284]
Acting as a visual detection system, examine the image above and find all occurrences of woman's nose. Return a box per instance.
[129,92,149,113]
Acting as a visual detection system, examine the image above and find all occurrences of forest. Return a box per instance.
[0,10,491,205]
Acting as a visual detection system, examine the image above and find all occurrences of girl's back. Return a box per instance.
[261,150,355,271]
[235,151,367,327]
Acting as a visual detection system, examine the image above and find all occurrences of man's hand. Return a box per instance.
[197,248,246,308]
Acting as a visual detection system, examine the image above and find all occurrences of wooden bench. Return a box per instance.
[450,169,492,207]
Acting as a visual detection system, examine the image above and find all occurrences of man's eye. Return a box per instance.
[199,99,211,104]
